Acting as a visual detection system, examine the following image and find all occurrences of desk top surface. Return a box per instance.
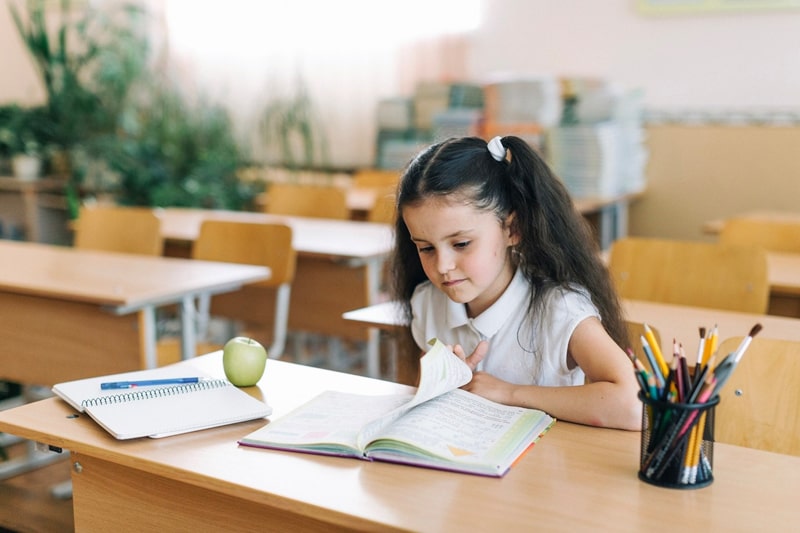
[156,207,394,260]
[0,240,270,309]
[1,352,798,531]
[703,210,800,234]
[767,251,800,296]
[344,298,800,350]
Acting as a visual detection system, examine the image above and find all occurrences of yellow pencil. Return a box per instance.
[701,325,718,366]
[644,323,669,377]
[682,424,698,484]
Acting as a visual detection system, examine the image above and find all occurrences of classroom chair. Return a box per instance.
[712,336,800,456]
[718,217,800,254]
[607,237,769,314]
[625,321,661,368]
[367,188,397,224]
[263,182,349,220]
[190,220,297,359]
[73,205,163,256]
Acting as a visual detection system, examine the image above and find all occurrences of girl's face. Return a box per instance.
[403,197,518,318]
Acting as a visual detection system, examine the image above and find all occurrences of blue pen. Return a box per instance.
[100,377,201,390]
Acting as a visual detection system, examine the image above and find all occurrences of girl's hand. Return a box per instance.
[462,371,515,405]
[449,340,489,372]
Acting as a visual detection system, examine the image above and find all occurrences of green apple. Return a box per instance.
[222,337,267,387]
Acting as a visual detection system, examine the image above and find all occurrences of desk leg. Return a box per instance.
[364,260,383,379]
[180,296,197,361]
[140,307,158,369]
[598,200,629,251]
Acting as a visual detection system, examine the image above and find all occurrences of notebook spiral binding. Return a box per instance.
[81,379,230,408]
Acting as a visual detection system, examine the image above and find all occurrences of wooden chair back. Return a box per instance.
[192,220,296,359]
[351,169,400,189]
[74,205,163,256]
[608,237,769,314]
[713,336,800,456]
[719,218,800,253]
[625,321,661,367]
[367,188,397,224]
[193,220,295,287]
[264,183,349,220]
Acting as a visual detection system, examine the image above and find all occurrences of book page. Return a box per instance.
[365,388,554,475]
[239,391,412,456]
[356,339,472,449]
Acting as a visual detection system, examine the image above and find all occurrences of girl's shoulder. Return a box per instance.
[539,282,597,314]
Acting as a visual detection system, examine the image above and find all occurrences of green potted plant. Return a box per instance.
[10,0,148,191]
[4,105,54,180]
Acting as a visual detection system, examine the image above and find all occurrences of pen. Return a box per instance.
[100,377,202,390]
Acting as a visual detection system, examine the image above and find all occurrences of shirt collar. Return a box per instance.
[445,269,528,337]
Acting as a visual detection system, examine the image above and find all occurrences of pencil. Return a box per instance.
[644,323,669,377]
[693,326,706,380]
[640,335,665,389]
[701,325,718,367]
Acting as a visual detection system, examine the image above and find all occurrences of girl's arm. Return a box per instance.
[461,317,642,430]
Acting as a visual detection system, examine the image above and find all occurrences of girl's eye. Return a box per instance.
[454,241,470,249]
[417,245,434,254]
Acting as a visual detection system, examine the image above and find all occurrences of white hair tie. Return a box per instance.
[487,136,506,162]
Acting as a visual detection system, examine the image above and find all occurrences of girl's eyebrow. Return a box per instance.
[410,229,472,243]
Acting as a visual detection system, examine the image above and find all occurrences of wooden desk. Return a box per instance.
[0,352,798,531]
[703,210,800,235]
[766,252,800,317]
[344,298,800,367]
[573,190,644,250]
[0,176,66,242]
[155,207,394,378]
[0,240,269,385]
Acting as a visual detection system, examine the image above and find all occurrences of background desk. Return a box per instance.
[0,240,269,385]
[344,298,800,383]
[156,207,394,377]
[703,210,800,235]
[0,352,798,531]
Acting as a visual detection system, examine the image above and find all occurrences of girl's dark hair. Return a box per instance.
[390,135,629,351]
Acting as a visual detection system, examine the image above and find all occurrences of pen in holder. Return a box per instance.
[638,391,718,489]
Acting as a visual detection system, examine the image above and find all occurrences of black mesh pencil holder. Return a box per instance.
[638,391,718,489]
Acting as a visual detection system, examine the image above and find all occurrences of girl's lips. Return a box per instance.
[442,279,464,287]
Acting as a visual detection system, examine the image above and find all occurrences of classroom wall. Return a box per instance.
[468,0,800,241]
[2,0,799,241]
[470,0,800,111]
[634,124,800,241]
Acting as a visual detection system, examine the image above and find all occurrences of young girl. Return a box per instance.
[391,135,641,430]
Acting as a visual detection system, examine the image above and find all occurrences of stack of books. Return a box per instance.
[481,76,562,150]
[375,82,484,169]
[546,80,647,197]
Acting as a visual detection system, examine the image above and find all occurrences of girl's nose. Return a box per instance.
[436,251,455,274]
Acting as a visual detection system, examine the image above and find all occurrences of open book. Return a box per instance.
[239,339,555,477]
[52,365,271,440]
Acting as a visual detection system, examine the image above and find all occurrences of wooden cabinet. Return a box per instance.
[0,176,70,244]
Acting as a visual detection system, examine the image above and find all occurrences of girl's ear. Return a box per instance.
[504,212,521,246]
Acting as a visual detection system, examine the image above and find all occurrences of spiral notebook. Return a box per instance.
[52,366,272,440]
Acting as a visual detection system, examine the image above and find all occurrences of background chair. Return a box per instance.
[263,183,349,219]
[607,237,769,314]
[719,218,800,254]
[625,321,661,367]
[190,220,296,360]
[367,188,397,224]
[73,205,163,255]
[713,336,800,456]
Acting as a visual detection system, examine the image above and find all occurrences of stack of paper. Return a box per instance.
[483,76,562,128]
[546,121,646,197]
